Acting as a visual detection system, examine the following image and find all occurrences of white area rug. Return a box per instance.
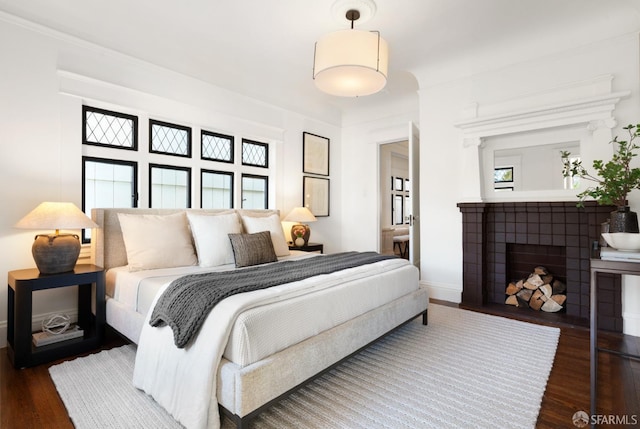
[49,304,560,429]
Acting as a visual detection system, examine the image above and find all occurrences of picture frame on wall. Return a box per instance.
[303,132,330,176]
[303,176,330,216]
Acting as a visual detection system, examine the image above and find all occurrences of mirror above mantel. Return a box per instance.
[481,126,582,201]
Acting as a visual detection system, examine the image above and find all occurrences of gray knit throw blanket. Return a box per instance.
[149,251,399,348]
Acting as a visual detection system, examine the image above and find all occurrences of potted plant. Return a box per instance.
[561,123,640,233]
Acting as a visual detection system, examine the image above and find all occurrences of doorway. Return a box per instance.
[379,141,410,258]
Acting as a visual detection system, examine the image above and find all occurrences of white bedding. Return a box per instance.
[131,255,420,429]
[106,250,313,318]
[108,252,418,367]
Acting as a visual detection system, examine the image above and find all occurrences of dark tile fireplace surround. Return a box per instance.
[458,201,623,332]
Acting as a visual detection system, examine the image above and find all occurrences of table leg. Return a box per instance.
[590,269,598,427]
[12,283,33,368]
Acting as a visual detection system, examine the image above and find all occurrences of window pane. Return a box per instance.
[202,131,234,162]
[84,106,137,149]
[201,170,233,209]
[83,158,136,241]
[150,165,191,208]
[241,175,267,209]
[150,120,191,157]
[242,139,268,168]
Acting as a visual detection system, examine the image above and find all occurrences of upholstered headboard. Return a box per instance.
[91,208,279,270]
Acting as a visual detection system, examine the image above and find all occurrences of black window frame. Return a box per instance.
[82,105,138,151]
[201,130,235,164]
[241,173,269,209]
[81,156,138,243]
[148,163,192,208]
[200,169,234,209]
[149,119,192,158]
[241,139,269,168]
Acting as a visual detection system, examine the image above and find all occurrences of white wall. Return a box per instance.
[416,32,640,332]
[0,17,341,347]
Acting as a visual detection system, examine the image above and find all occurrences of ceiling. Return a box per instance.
[2,0,640,120]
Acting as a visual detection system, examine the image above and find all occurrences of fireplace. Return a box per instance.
[458,201,623,332]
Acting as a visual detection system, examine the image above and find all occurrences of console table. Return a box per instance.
[589,257,640,425]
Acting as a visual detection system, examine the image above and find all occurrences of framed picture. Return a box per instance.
[303,176,330,216]
[303,132,330,176]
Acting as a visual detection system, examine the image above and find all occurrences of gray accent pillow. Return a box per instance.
[228,231,278,268]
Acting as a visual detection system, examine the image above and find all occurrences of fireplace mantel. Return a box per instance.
[454,74,630,203]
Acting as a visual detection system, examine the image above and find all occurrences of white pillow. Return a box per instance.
[117,212,198,271]
[187,212,242,267]
[240,213,290,257]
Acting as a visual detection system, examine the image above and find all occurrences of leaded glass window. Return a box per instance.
[241,139,268,168]
[241,174,268,209]
[201,170,233,209]
[149,120,192,157]
[202,131,234,163]
[83,106,137,150]
[150,164,191,208]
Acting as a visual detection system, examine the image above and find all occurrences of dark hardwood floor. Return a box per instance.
[1,301,638,429]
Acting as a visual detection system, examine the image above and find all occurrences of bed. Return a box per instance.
[90,207,429,429]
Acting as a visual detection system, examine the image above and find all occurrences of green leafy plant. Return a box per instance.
[562,124,640,207]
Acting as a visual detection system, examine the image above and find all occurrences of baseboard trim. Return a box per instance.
[422,281,461,303]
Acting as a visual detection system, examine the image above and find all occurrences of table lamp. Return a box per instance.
[284,207,317,247]
[15,202,99,274]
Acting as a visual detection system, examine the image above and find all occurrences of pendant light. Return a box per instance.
[313,4,388,97]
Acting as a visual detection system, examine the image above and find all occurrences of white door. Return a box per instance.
[408,122,420,270]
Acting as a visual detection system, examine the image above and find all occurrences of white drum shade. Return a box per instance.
[313,29,388,97]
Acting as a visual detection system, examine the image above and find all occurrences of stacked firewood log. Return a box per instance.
[505,266,566,312]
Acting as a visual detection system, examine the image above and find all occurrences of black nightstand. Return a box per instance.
[7,264,105,368]
[288,242,324,253]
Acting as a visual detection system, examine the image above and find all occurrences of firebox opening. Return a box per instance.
[505,243,567,313]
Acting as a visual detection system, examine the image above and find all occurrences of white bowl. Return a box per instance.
[601,232,640,251]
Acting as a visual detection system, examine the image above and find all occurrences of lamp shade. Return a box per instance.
[313,29,388,97]
[284,207,318,223]
[15,202,98,230]
[15,202,98,274]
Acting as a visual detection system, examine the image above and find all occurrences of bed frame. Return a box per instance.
[91,208,429,428]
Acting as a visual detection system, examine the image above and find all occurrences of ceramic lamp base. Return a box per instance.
[291,224,311,247]
[32,233,80,274]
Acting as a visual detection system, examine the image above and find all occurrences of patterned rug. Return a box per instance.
[49,304,560,428]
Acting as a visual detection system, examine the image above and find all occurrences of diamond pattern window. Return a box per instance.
[242,139,268,168]
[201,170,233,209]
[150,120,192,157]
[241,174,268,209]
[83,106,137,150]
[82,157,137,242]
[150,164,191,208]
[202,131,234,163]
